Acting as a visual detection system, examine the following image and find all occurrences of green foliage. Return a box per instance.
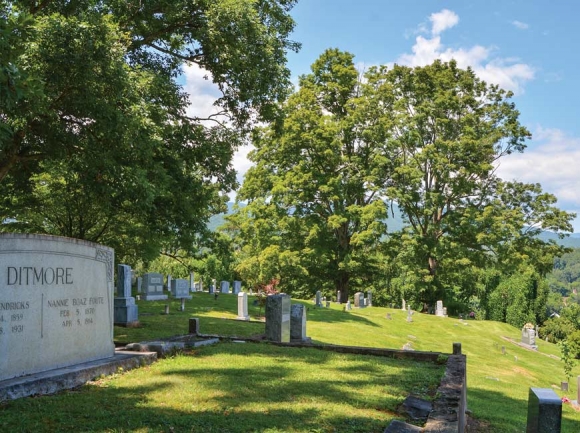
[559,339,576,382]
[0,0,299,262]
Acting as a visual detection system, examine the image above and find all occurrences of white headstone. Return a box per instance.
[237,292,250,321]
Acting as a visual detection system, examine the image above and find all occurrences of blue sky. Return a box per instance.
[184,1,580,231]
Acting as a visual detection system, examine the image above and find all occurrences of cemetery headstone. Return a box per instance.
[290,304,307,341]
[435,300,445,317]
[137,276,142,293]
[171,279,192,299]
[189,272,195,291]
[0,234,115,382]
[265,294,291,342]
[166,275,172,292]
[114,264,139,326]
[522,324,538,349]
[237,292,250,321]
[142,272,168,301]
[315,290,322,307]
[354,292,365,308]
[526,388,562,433]
[407,306,413,323]
[367,290,372,307]
[402,299,406,311]
[209,282,215,294]
[220,280,230,294]
[345,300,352,311]
[233,280,242,295]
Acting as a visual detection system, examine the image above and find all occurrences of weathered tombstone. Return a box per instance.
[345,300,352,311]
[402,299,406,311]
[386,313,392,320]
[189,272,195,292]
[290,304,307,341]
[354,292,364,308]
[522,325,538,348]
[199,280,203,292]
[435,300,445,317]
[407,306,413,323]
[208,281,215,294]
[114,264,139,326]
[367,290,372,307]
[137,276,142,293]
[220,280,230,294]
[526,388,562,433]
[233,280,242,295]
[0,234,115,382]
[265,294,290,342]
[237,292,250,321]
[171,279,192,299]
[166,274,172,292]
[315,290,322,307]
[142,272,168,301]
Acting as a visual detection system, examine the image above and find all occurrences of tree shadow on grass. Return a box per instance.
[0,343,443,433]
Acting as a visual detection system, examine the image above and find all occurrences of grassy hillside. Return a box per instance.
[113,294,580,432]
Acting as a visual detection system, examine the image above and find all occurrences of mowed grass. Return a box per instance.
[0,342,443,432]
[115,293,580,432]
[2,292,580,432]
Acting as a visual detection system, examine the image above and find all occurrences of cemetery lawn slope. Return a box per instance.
[115,294,580,432]
[0,343,443,433]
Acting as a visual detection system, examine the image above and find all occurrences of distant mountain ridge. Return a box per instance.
[209,202,580,249]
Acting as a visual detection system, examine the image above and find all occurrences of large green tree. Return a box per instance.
[362,60,574,306]
[0,0,299,261]
[234,49,393,301]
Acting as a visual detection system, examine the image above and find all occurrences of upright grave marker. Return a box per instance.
[237,292,250,321]
[220,281,230,294]
[142,272,167,301]
[233,280,242,295]
[290,304,307,341]
[171,279,192,299]
[265,294,290,342]
[114,264,138,326]
[0,234,115,382]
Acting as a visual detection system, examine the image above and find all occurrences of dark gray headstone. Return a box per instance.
[290,304,307,341]
[114,264,138,326]
[367,290,372,306]
[220,280,230,294]
[233,280,242,294]
[117,264,132,298]
[265,294,291,342]
[526,388,562,433]
[354,292,364,308]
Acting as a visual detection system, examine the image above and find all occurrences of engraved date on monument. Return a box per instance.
[11,324,24,333]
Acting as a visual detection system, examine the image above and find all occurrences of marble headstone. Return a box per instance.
[265,294,290,343]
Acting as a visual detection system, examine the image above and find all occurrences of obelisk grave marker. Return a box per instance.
[0,234,115,382]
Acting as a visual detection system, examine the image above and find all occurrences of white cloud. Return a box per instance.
[183,63,222,120]
[511,20,529,30]
[496,127,580,231]
[397,11,534,94]
[430,9,459,35]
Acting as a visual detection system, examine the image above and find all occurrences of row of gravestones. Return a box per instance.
[314,290,373,309]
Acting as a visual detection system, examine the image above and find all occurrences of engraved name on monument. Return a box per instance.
[0,234,115,382]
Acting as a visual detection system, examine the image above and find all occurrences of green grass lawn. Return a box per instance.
[2,292,580,432]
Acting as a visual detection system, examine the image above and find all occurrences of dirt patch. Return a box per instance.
[465,415,491,432]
